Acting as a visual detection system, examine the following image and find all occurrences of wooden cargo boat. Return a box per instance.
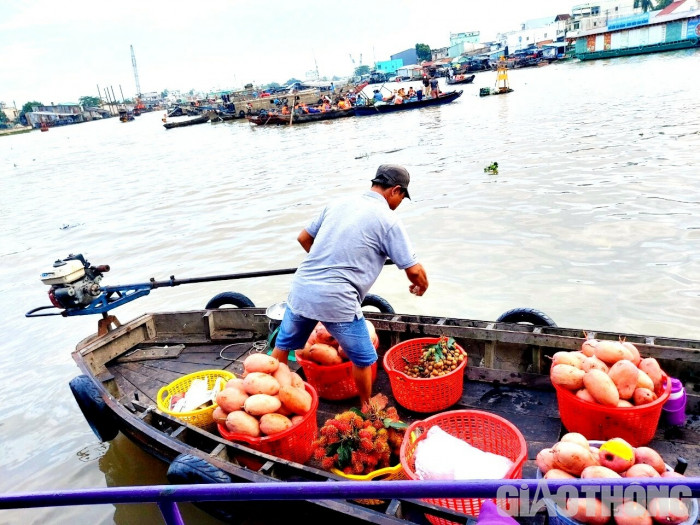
[446,74,475,85]
[355,91,462,116]
[163,113,212,129]
[67,296,700,524]
[246,107,355,126]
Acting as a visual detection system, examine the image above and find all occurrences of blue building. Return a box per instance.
[390,48,418,65]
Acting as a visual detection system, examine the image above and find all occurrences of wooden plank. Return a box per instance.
[114,344,185,363]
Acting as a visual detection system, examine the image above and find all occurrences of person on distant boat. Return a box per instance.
[422,75,430,97]
[407,87,416,101]
[281,104,290,115]
[372,89,383,104]
[394,92,404,105]
[429,76,440,98]
[397,87,406,98]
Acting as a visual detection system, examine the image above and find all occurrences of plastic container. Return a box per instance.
[217,383,318,464]
[156,369,235,430]
[554,376,671,446]
[383,337,467,413]
[662,377,687,426]
[536,444,699,525]
[295,352,377,401]
[331,463,406,505]
[400,410,527,525]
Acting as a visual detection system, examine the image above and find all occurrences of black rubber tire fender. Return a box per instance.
[361,293,395,314]
[167,453,231,484]
[69,375,119,442]
[205,292,255,309]
[496,307,557,327]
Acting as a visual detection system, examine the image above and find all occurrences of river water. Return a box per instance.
[1,50,699,524]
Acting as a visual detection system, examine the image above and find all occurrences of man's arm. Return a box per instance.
[297,229,314,253]
[404,263,428,296]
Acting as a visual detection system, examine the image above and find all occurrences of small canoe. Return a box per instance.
[247,108,355,126]
[446,74,475,85]
[163,113,211,129]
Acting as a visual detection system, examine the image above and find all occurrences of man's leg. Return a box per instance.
[352,364,373,408]
[271,347,289,365]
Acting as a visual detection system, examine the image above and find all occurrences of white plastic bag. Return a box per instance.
[414,426,514,480]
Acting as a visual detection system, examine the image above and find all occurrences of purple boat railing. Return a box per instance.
[1,478,698,525]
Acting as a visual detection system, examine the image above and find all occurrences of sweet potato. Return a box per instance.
[296,344,313,361]
[583,369,619,407]
[636,369,655,391]
[581,339,598,357]
[608,360,639,400]
[243,372,281,396]
[216,387,249,413]
[536,448,556,473]
[243,394,282,416]
[243,353,279,374]
[632,387,657,406]
[625,463,660,478]
[279,385,312,415]
[259,413,293,435]
[290,414,305,426]
[566,497,611,525]
[225,378,246,392]
[593,340,632,365]
[647,498,689,525]
[580,465,622,479]
[552,441,596,476]
[634,447,666,474]
[560,432,589,451]
[638,358,664,393]
[272,362,293,388]
[550,364,585,391]
[212,406,228,424]
[620,341,642,366]
[551,351,585,369]
[576,388,597,404]
[614,501,652,525]
[290,372,305,390]
[309,343,343,366]
[544,469,575,479]
[313,323,336,346]
[617,399,634,408]
[225,410,260,437]
[581,355,609,374]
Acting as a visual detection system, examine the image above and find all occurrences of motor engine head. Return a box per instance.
[41,254,109,310]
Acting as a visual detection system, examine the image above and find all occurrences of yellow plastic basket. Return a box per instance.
[331,463,406,505]
[156,369,234,430]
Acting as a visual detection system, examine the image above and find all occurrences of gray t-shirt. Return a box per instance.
[287,190,417,322]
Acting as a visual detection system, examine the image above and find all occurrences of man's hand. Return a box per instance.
[409,284,426,296]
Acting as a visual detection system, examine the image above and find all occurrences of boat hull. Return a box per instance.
[577,37,700,60]
[247,108,355,125]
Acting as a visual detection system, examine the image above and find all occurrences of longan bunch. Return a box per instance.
[403,336,466,378]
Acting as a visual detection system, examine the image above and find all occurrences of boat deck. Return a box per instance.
[105,336,700,478]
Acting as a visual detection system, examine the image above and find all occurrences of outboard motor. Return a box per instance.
[41,254,109,310]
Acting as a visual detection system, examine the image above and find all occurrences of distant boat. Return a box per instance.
[163,113,211,129]
[118,108,134,122]
[246,107,355,126]
[446,74,475,85]
[354,90,462,116]
[40,122,49,132]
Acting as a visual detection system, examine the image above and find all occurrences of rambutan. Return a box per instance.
[321,456,335,470]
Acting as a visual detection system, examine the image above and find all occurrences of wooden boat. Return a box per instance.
[40,122,49,132]
[247,107,355,126]
[163,113,211,129]
[118,109,134,122]
[66,294,700,524]
[446,74,475,85]
[354,91,462,116]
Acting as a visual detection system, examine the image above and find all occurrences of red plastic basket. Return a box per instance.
[400,410,527,525]
[383,338,467,412]
[217,383,318,464]
[554,376,671,447]
[295,352,377,401]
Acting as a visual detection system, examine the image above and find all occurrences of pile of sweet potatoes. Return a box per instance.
[537,433,691,524]
[213,354,312,438]
[550,339,666,407]
[296,320,379,366]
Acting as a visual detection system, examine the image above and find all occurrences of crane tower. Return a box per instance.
[130,45,141,97]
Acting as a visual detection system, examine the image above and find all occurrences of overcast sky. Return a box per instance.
[1,0,576,106]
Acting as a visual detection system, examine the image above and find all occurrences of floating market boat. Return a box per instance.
[354,91,462,116]
[24,254,700,524]
[163,113,212,129]
[246,107,355,126]
[446,74,475,85]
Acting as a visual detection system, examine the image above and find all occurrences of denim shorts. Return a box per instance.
[275,308,378,368]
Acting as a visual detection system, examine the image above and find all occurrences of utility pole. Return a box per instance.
[131,44,141,98]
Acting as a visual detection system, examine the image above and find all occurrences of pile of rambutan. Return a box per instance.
[312,394,407,475]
